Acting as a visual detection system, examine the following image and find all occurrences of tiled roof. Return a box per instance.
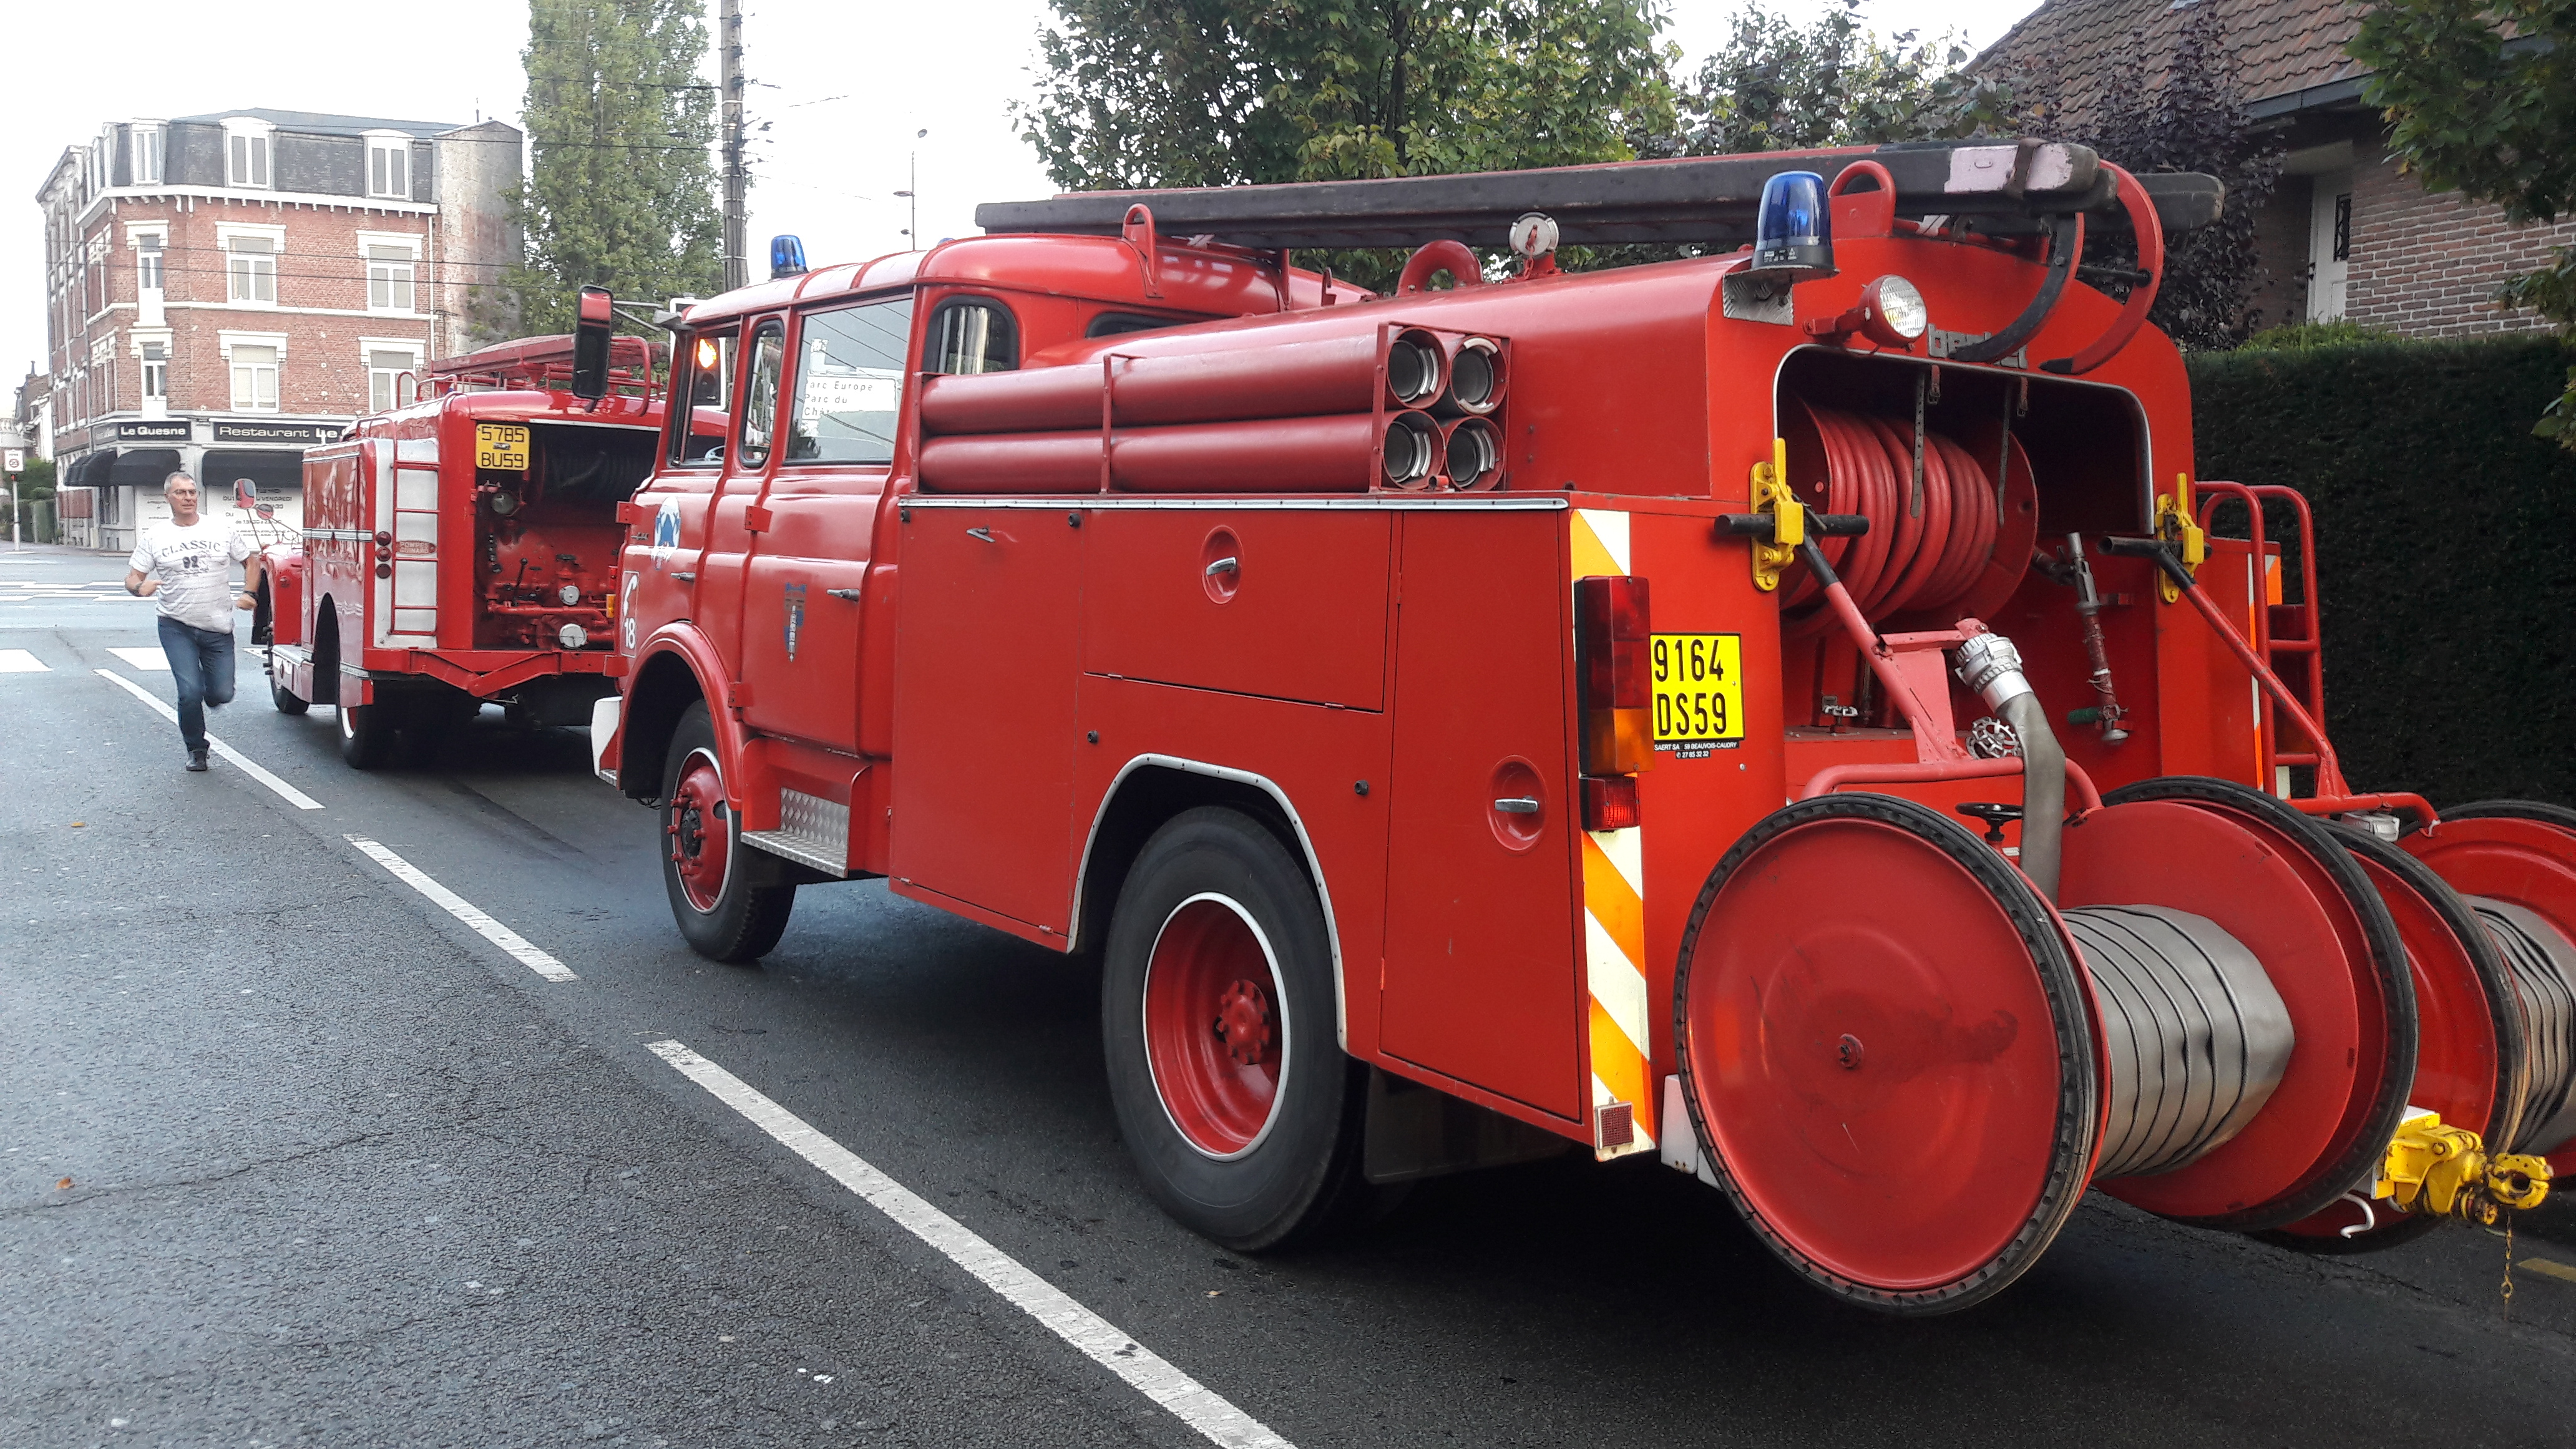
[1972,0,2363,122]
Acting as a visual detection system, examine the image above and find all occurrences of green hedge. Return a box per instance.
[2188,335,2576,807]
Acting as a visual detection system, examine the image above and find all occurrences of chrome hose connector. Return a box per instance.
[1954,631,2034,710]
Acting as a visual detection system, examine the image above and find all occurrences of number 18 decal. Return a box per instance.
[1649,633,1744,758]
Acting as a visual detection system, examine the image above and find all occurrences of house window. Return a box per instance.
[366,246,415,311]
[142,343,168,402]
[228,129,270,188]
[228,237,277,303]
[368,137,410,199]
[137,235,164,293]
[230,344,279,411]
[368,349,419,412]
[2332,193,2351,263]
[132,125,163,185]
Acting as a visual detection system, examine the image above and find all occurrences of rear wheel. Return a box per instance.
[660,701,795,963]
[1101,806,1365,1251]
[338,697,398,769]
[269,660,309,716]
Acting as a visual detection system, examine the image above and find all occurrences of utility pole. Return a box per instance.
[719,0,746,291]
[895,129,928,248]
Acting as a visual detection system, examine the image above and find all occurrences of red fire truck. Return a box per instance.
[593,144,2576,1312]
[263,300,661,768]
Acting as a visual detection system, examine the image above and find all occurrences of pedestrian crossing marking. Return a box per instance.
[0,649,46,672]
[105,647,169,671]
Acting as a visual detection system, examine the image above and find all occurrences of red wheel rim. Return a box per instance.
[668,748,731,914]
[1682,816,2078,1292]
[1143,895,1288,1159]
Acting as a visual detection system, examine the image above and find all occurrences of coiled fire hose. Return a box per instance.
[1783,406,2003,630]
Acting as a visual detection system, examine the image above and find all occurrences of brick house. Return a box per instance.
[36,108,522,552]
[1974,0,2567,339]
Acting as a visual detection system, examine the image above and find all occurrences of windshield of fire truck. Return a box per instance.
[786,296,914,466]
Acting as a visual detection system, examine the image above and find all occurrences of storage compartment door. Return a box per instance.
[1380,509,1583,1120]
[889,507,1083,934]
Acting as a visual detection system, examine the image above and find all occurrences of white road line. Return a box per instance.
[344,836,578,982]
[95,668,325,811]
[0,649,46,672]
[105,646,169,671]
[647,1040,1294,1449]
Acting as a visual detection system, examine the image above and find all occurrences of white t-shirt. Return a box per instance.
[130,518,253,632]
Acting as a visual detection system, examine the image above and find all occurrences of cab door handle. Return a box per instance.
[1493,798,1541,814]
[826,588,861,601]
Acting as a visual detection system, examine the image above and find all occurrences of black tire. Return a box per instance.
[338,697,399,769]
[660,701,795,963]
[1101,806,1368,1252]
[269,658,310,716]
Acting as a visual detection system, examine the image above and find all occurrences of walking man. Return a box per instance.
[125,471,260,771]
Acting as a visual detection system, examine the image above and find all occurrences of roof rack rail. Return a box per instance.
[976,140,2223,251]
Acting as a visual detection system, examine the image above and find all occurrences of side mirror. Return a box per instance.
[572,285,615,401]
[234,477,257,510]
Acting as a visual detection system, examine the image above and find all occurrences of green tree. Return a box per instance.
[2353,1,2576,446]
[1653,0,2011,158]
[497,0,724,339]
[1021,1,1674,201]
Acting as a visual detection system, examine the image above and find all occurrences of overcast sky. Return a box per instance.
[11,0,2042,424]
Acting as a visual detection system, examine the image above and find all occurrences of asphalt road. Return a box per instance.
[6,540,2575,1449]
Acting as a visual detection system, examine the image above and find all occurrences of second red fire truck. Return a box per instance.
[589,144,2576,1312]
[263,301,660,766]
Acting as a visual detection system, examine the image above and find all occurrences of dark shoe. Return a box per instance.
[185,749,210,773]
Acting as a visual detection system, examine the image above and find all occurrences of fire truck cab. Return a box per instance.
[597,145,2576,1313]
[261,323,661,767]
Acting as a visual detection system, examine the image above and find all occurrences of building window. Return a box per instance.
[142,343,168,402]
[2332,193,2352,263]
[228,128,270,188]
[228,237,276,303]
[368,349,419,412]
[366,246,415,311]
[137,235,164,293]
[132,125,163,185]
[231,344,279,411]
[368,137,410,199]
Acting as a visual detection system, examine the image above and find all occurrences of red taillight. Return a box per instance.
[1581,775,1640,832]
[1577,575,1653,778]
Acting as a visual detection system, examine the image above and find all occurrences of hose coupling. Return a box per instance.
[2375,1107,2554,1225]
[1953,630,2034,710]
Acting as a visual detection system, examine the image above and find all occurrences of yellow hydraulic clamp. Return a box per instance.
[2375,1108,2552,1226]
[2152,473,2207,603]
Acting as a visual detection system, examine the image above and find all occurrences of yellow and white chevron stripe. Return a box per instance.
[1571,507,1654,1160]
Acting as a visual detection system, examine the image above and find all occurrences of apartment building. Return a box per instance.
[37,107,521,550]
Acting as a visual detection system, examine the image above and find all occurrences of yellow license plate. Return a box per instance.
[1651,633,1744,755]
[475,423,530,472]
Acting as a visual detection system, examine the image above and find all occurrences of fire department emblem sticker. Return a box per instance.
[650,500,682,568]
[783,582,806,661]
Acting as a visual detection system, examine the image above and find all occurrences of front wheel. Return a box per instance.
[338,698,398,769]
[661,701,795,962]
[1101,806,1366,1251]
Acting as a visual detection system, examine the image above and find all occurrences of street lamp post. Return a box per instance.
[894,128,929,248]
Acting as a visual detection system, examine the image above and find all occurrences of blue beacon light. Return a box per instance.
[769,234,808,280]
[1752,171,1835,280]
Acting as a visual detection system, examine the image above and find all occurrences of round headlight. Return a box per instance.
[488,490,520,517]
[559,583,582,606]
[557,623,589,648]
[1862,275,1929,344]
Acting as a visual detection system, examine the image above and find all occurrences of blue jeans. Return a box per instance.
[158,615,237,754]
